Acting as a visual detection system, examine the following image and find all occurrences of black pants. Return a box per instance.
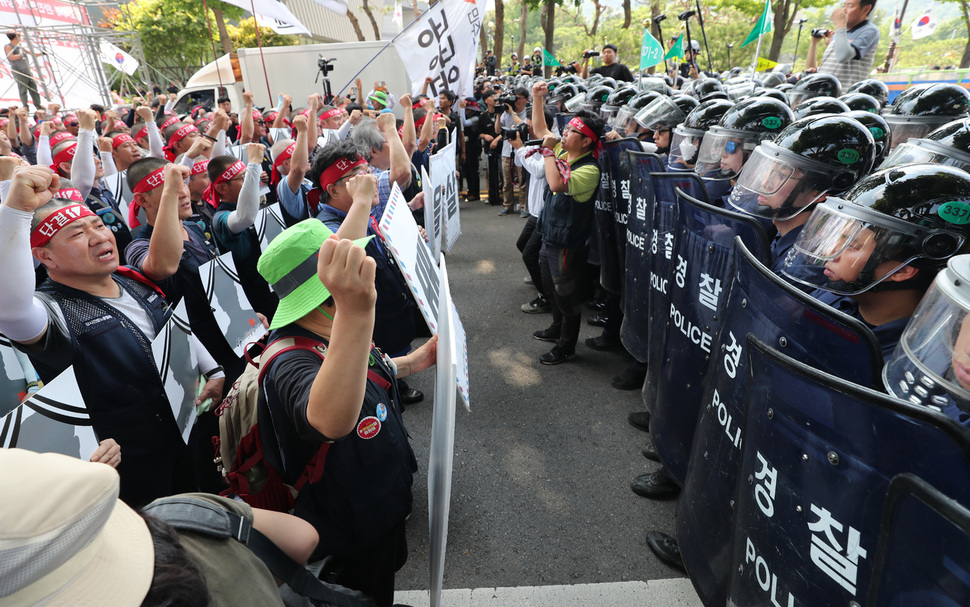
[486,153,503,205]
[540,243,588,353]
[319,517,408,607]
[463,145,481,199]
[517,215,545,298]
[13,69,41,108]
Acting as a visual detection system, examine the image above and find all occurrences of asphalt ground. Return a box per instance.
[393,196,687,592]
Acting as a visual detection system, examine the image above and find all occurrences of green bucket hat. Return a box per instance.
[368,91,389,108]
[257,219,373,330]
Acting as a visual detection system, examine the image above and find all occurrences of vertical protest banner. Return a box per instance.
[421,165,442,263]
[451,301,469,410]
[198,254,268,356]
[429,141,461,252]
[394,0,487,98]
[154,302,200,443]
[254,202,287,250]
[104,169,133,224]
[428,255,458,607]
[380,183,441,334]
[0,334,30,417]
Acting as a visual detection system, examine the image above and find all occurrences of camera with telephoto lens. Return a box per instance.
[317,56,335,75]
[811,28,830,38]
[501,123,529,141]
[584,50,600,59]
[498,93,518,109]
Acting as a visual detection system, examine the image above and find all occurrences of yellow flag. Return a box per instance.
[756,57,778,71]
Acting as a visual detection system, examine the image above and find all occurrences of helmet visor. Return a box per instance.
[883,115,954,150]
[635,96,686,130]
[726,82,758,101]
[726,145,833,220]
[668,126,705,169]
[611,107,640,136]
[694,128,756,180]
[883,271,970,413]
[781,200,922,295]
[786,89,819,108]
[878,139,970,173]
[564,94,586,113]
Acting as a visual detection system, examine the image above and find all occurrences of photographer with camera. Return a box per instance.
[579,43,634,82]
[494,87,530,216]
[804,0,880,88]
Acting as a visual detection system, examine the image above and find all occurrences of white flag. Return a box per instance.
[911,8,938,40]
[254,13,310,36]
[394,0,487,98]
[217,0,310,33]
[99,41,139,76]
[393,1,404,32]
[309,0,349,16]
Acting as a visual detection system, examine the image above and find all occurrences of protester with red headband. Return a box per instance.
[0,164,225,506]
[107,129,142,171]
[238,91,278,206]
[529,81,606,365]
[272,113,313,227]
[316,102,353,148]
[161,122,199,161]
[131,105,165,159]
[208,144,278,317]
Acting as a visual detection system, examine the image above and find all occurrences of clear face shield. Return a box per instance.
[611,107,640,136]
[694,127,759,180]
[726,81,758,101]
[668,125,705,169]
[781,200,948,295]
[725,143,837,220]
[634,96,686,130]
[564,94,586,113]
[786,88,821,108]
[883,115,955,150]
[878,138,970,173]
[883,255,970,417]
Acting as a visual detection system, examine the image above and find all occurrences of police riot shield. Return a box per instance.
[866,474,970,607]
[649,189,770,487]
[642,172,712,412]
[554,113,574,135]
[728,336,970,607]
[676,237,883,607]
[620,152,661,363]
[596,139,642,295]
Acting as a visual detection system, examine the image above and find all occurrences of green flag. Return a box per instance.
[742,0,773,48]
[664,34,683,61]
[542,48,562,67]
[639,29,665,70]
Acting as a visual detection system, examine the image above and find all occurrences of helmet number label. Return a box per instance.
[762,116,782,130]
[938,201,970,225]
[837,149,860,164]
[868,127,885,140]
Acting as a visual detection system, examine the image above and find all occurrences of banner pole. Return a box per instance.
[333,11,430,99]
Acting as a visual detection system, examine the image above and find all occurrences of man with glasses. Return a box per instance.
[496,87,530,216]
[804,0,880,88]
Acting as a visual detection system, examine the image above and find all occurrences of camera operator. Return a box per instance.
[804,0,880,88]
[580,44,634,82]
[494,87,530,216]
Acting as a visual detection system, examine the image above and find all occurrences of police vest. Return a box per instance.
[539,153,601,249]
[33,273,192,506]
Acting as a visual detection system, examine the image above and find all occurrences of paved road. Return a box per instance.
[393,199,692,596]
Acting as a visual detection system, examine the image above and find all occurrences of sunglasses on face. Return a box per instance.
[725,141,738,154]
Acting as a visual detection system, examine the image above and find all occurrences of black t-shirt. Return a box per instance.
[590,62,635,82]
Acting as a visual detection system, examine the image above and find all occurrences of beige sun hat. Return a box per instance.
[0,449,154,606]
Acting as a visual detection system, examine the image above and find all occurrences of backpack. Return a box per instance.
[213,335,331,511]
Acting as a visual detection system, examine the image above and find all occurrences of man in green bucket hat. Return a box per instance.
[256,218,437,607]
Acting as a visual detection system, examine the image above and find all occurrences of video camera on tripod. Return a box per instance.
[315,55,337,104]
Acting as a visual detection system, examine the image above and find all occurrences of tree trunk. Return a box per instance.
[212,8,234,55]
[767,0,799,62]
[346,8,367,41]
[590,0,603,38]
[495,0,505,69]
[623,0,632,29]
[361,0,381,40]
[960,0,970,68]
[543,0,555,78]
[650,1,663,74]
[518,3,527,60]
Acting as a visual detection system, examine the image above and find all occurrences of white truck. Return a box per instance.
[172,40,411,115]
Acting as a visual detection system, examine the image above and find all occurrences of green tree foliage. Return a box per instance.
[104,0,243,80]
[227,17,301,49]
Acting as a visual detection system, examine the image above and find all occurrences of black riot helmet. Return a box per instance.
[880,118,970,174]
[693,78,729,102]
[634,93,698,131]
[545,78,562,94]
[550,83,581,110]
[638,77,673,96]
[845,110,892,165]
[606,86,638,107]
[753,88,790,104]
[786,73,842,107]
[565,83,609,112]
[599,77,618,90]
[884,83,970,149]
[846,78,890,109]
[727,114,876,221]
[695,97,795,180]
[782,164,970,295]
[612,91,662,136]
[669,98,733,169]
[792,96,850,120]
[840,92,881,113]
[761,72,787,89]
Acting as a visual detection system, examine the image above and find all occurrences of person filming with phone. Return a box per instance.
[804,0,880,88]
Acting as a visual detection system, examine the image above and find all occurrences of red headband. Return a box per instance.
[319,108,345,122]
[203,160,246,209]
[133,166,167,194]
[568,117,603,158]
[265,111,279,123]
[56,187,83,202]
[192,158,209,175]
[30,204,96,248]
[319,156,367,191]
[49,132,74,147]
[252,110,263,122]
[113,120,126,130]
[160,115,179,130]
[271,142,296,187]
[51,144,77,171]
[112,133,135,149]
[167,124,197,147]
